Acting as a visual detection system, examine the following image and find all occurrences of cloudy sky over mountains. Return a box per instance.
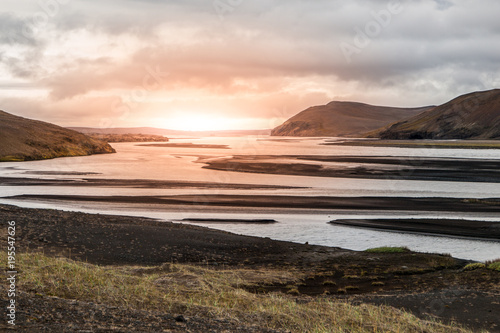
[1,0,499,130]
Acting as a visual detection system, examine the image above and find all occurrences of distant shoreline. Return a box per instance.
[137,143,230,149]
[329,218,500,241]
[200,154,500,183]
[323,139,500,149]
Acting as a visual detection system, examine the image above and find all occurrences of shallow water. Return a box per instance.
[1,137,499,261]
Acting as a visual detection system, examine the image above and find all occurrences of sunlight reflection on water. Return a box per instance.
[1,137,500,261]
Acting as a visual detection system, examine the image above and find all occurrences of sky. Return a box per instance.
[1,0,500,130]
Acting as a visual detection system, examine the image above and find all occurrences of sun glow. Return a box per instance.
[161,113,242,131]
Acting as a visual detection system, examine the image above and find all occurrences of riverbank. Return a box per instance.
[2,204,499,332]
[200,155,500,183]
[324,140,500,149]
[9,194,500,213]
[329,218,500,240]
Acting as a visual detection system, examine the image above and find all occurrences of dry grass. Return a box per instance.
[2,252,474,333]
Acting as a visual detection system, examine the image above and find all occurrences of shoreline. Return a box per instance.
[329,218,500,241]
[323,139,500,149]
[201,155,500,183]
[8,194,500,213]
[0,176,300,190]
[2,203,499,332]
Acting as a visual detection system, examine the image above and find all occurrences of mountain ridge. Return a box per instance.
[373,89,500,139]
[271,101,431,137]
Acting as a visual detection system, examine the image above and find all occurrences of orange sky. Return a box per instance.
[1,0,499,130]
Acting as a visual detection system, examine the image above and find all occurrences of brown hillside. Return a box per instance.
[374,89,500,139]
[0,110,115,162]
[271,101,430,137]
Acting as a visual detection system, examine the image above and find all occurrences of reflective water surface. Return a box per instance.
[1,137,499,261]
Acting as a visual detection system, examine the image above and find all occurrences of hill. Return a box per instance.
[271,101,430,137]
[86,133,169,143]
[0,110,115,162]
[374,89,500,139]
[69,127,271,137]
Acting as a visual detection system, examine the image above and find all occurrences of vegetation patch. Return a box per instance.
[372,281,385,287]
[463,263,486,271]
[365,247,410,253]
[486,259,500,272]
[1,252,473,333]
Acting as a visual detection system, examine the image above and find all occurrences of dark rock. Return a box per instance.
[174,315,187,323]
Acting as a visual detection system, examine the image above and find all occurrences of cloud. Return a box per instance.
[0,13,42,46]
[434,0,454,10]
[0,0,499,128]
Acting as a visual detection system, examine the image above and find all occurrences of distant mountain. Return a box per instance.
[86,133,169,143]
[69,127,271,137]
[373,89,500,139]
[0,111,115,162]
[271,101,430,137]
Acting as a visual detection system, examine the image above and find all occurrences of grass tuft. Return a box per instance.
[486,259,500,272]
[463,263,486,271]
[365,247,410,253]
[322,280,337,286]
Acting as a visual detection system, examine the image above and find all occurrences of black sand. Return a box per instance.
[9,194,500,213]
[200,155,500,183]
[1,204,499,332]
[330,218,500,240]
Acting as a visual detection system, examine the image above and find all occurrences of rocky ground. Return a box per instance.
[1,204,499,332]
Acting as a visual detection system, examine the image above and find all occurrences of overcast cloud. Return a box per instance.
[1,0,499,129]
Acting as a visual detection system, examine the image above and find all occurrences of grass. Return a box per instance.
[345,285,360,291]
[0,156,25,162]
[486,259,500,272]
[365,247,410,253]
[322,280,337,286]
[2,252,474,333]
[463,263,486,271]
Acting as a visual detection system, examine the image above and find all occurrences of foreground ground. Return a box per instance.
[1,204,499,332]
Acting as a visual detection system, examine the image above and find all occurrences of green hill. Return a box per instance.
[0,110,115,162]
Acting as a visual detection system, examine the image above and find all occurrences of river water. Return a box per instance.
[1,137,499,261]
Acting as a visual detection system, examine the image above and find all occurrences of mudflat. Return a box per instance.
[329,218,500,240]
[10,194,500,213]
[200,155,500,183]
